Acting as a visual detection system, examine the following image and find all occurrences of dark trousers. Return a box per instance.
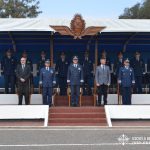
[4,75,15,94]
[98,85,108,105]
[71,85,80,105]
[134,76,142,94]
[59,77,67,95]
[83,75,92,95]
[122,87,132,105]
[42,87,52,105]
[18,83,30,105]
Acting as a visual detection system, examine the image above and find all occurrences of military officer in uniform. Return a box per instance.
[55,52,69,95]
[118,59,135,105]
[16,57,31,105]
[95,57,111,106]
[82,51,93,95]
[131,51,144,94]
[67,56,84,107]
[1,49,17,94]
[37,51,47,74]
[39,60,56,106]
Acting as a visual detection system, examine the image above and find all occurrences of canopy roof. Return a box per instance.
[0,18,150,32]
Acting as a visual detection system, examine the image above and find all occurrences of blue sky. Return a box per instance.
[39,0,140,19]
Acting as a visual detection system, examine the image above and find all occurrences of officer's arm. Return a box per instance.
[39,68,43,85]
[67,66,70,83]
[1,58,4,73]
[142,59,145,74]
[53,69,56,85]
[80,66,84,83]
[132,69,135,84]
[118,68,122,84]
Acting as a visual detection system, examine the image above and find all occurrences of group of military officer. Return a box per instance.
[0,49,148,106]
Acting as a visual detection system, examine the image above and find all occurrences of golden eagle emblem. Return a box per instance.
[50,14,106,39]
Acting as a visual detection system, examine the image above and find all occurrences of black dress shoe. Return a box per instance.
[71,103,74,107]
[97,103,101,106]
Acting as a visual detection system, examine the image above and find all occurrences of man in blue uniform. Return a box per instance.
[1,49,17,94]
[55,52,69,95]
[67,56,84,107]
[82,51,93,95]
[37,51,47,74]
[39,60,56,106]
[118,59,135,105]
[131,51,144,94]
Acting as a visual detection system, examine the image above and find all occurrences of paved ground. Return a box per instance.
[0,127,150,150]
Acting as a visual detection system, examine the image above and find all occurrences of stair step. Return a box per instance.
[49,107,105,113]
[49,118,107,123]
[49,123,108,126]
[54,96,95,106]
[49,113,106,118]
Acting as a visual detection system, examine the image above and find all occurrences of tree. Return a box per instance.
[119,0,150,19]
[0,0,42,18]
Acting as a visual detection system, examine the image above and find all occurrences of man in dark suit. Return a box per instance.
[39,60,56,106]
[95,57,111,106]
[22,51,33,86]
[67,56,84,107]
[55,52,69,95]
[16,57,31,105]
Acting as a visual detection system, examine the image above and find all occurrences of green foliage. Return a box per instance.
[119,0,150,19]
[0,0,42,18]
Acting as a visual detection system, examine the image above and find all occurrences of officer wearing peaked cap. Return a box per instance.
[118,58,135,105]
[67,56,84,107]
[55,52,69,95]
[81,51,93,95]
[1,49,17,94]
[131,51,144,94]
[39,59,56,107]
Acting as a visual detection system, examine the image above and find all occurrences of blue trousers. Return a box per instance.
[42,87,52,105]
[121,87,132,105]
[71,85,80,105]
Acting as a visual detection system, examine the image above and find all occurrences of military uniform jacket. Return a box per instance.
[67,64,84,85]
[82,58,93,77]
[114,58,124,76]
[39,67,56,87]
[131,58,144,76]
[118,67,135,87]
[1,56,17,75]
[55,59,69,78]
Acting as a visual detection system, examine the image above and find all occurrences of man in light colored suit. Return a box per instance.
[95,57,111,106]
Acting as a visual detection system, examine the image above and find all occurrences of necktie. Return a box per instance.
[22,65,25,70]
